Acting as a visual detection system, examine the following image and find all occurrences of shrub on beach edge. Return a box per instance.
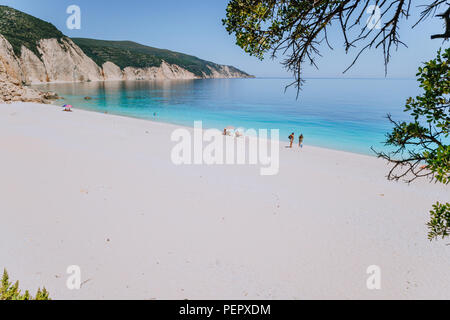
[0,269,50,300]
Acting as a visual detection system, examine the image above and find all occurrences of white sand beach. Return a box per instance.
[0,102,449,300]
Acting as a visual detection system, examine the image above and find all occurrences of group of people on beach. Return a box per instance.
[223,127,243,138]
[288,132,304,148]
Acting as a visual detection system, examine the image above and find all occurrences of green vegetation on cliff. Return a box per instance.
[0,5,250,78]
[72,38,249,77]
[0,5,65,57]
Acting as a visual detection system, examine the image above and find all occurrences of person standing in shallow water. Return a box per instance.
[288,133,295,148]
[299,134,304,148]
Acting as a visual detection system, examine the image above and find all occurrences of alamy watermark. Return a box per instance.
[170,121,280,176]
[66,5,81,30]
[66,265,81,290]
[366,265,381,290]
[366,5,382,30]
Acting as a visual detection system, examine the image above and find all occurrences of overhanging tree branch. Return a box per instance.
[223,0,449,93]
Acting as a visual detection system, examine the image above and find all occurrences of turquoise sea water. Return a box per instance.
[34,78,419,155]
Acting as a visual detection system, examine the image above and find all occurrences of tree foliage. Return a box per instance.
[223,0,449,93]
[374,48,449,241]
[223,1,449,240]
[0,269,50,300]
[428,202,450,240]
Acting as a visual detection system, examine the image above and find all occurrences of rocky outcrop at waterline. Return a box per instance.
[0,76,58,104]
[0,58,56,104]
[0,35,57,104]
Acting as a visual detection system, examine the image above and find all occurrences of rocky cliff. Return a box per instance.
[0,33,252,85]
[0,34,211,84]
[0,35,57,103]
[71,38,252,81]
[0,60,56,104]
[0,74,57,104]
[0,5,252,103]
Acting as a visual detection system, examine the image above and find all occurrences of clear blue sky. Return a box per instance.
[1,0,446,78]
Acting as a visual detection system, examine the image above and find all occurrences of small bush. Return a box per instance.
[428,202,450,241]
[0,269,50,300]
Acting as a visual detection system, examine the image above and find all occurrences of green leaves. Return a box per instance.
[407,48,450,131]
[0,269,51,300]
[427,202,450,241]
[223,1,275,59]
[379,48,449,241]
[223,1,448,92]
[410,48,449,185]
[427,145,450,185]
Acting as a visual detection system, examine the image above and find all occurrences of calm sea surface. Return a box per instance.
[34,78,419,155]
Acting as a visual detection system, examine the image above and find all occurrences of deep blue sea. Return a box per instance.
[34,78,419,155]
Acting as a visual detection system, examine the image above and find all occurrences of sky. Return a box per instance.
[1,0,447,78]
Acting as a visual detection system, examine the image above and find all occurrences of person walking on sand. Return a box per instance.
[288,132,295,148]
[299,134,304,148]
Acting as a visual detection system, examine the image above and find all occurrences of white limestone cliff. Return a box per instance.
[36,38,104,83]
[0,34,251,103]
[0,54,56,104]
[0,34,250,85]
[204,65,250,79]
[102,61,123,81]
[0,35,24,82]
